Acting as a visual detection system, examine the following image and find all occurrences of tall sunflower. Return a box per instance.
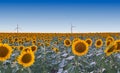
[72,38,80,43]
[19,40,23,45]
[85,38,92,47]
[95,39,103,48]
[31,45,37,53]
[32,40,36,45]
[58,37,63,42]
[21,47,31,53]
[115,40,120,52]
[45,42,50,47]
[18,45,25,51]
[72,40,89,56]
[0,39,3,43]
[105,40,112,47]
[0,44,13,61]
[106,36,114,42]
[9,39,14,44]
[105,36,114,47]
[64,38,71,47]
[25,38,31,42]
[104,42,117,56]
[17,50,35,67]
[14,38,18,42]
[51,47,59,53]
[37,42,41,46]
[54,41,59,45]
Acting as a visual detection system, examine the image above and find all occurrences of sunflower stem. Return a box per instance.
[43,44,46,73]
[75,56,79,73]
[0,62,3,72]
[27,67,32,73]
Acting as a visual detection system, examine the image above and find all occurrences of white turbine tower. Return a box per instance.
[71,24,75,33]
[15,24,21,33]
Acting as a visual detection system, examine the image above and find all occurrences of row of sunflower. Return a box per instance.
[0,33,120,73]
[0,43,36,67]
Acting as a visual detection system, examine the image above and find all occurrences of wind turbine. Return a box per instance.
[15,24,21,33]
[71,24,75,33]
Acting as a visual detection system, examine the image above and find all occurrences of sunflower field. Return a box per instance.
[0,32,120,73]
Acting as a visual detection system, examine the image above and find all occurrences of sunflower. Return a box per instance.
[25,38,31,42]
[9,39,14,44]
[31,45,37,53]
[21,47,31,53]
[104,42,117,56]
[17,50,35,67]
[54,41,59,45]
[64,38,71,47]
[45,42,50,47]
[18,46,25,51]
[32,40,36,45]
[40,43,44,48]
[72,40,89,56]
[19,40,23,45]
[14,38,18,42]
[115,40,120,52]
[0,44,13,61]
[32,36,36,40]
[105,40,112,47]
[95,39,103,48]
[58,37,63,42]
[0,39,3,43]
[72,38,80,43]
[11,46,15,49]
[37,42,41,46]
[85,38,92,46]
[106,36,114,42]
[55,48,59,53]
[51,47,59,53]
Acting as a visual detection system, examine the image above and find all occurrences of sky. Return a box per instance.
[0,0,120,33]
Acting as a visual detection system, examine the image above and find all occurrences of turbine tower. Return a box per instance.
[15,24,20,33]
[71,24,75,33]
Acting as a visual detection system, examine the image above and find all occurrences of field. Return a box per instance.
[0,32,120,73]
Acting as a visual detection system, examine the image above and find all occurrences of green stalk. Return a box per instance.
[75,56,79,73]
[43,44,47,73]
[27,67,32,73]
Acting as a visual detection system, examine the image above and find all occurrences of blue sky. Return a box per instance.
[0,0,120,32]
